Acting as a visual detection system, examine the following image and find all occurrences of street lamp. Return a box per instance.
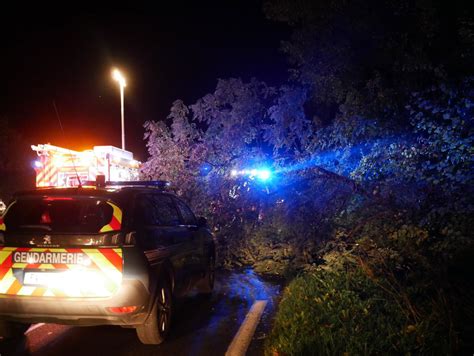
[112,68,127,150]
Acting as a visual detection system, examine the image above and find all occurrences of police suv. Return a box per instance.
[0,179,215,344]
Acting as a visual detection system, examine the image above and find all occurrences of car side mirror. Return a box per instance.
[197,217,208,228]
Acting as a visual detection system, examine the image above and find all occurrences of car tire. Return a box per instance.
[0,321,29,339]
[136,279,173,345]
[197,254,215,295]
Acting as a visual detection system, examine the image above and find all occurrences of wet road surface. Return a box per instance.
[0,270,282,356]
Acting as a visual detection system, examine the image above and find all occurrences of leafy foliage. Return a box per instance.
[141,1,474,353]
[353,79,474,190]
[264,0,474,119]
[266,265,456,356]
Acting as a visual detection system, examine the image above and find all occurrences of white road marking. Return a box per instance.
[25,323,45,335]
[225,300,268,356]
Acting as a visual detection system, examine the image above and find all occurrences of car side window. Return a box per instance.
[133,194,156,226]
[175,198,197,226]
[153,194,181,226]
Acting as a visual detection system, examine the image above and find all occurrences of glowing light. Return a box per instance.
[79,151,94,166]
[112,68,127,150]
[107,306,138,314]
[257,169,271,181]
[200,163,212,176]
[112,68,126,87]
[40,270,110,296]
[43,197,73,201]
[229,167,273,182]
[52,155,67,167]
[33,160,43,168]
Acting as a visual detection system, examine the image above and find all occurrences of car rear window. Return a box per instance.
[3,197,118,234]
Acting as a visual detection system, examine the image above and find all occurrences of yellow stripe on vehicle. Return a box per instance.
[17,286,36,296]
[0,202,17,231]
[0,250,11,265]
[11,263,28,269]
[37,264,55,270]
[0,270,16,294]
[0,247,123,298]
[83,250,122,286]
[99,202,123,232]
[43,289,55,297]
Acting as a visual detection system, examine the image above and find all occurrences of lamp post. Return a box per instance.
[112,68,127,150]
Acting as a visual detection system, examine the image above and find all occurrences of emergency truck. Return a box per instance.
[31,144,140,187]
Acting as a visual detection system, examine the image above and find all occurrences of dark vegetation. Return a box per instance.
[0,119,33,202]
[0,0,470,354]
[141,1,473,353]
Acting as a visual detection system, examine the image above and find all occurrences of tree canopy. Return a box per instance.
[141,2,473,352]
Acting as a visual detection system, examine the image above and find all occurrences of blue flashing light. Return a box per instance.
[200,163,212,176]
[229,166,274,182]
[257,169,271,181]
[33,160,43,168]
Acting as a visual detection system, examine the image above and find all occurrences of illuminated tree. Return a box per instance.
[142,2,473,280]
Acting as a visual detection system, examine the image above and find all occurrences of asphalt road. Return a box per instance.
[0,270,282,356]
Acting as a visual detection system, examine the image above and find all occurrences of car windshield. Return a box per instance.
[3,197,118,234]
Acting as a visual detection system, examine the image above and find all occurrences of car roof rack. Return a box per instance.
[106,180,171,188]
[85,175,171,189]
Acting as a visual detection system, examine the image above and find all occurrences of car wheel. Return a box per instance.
[136,279,173,345]
[197,254,215,295]
[0,321,29,339]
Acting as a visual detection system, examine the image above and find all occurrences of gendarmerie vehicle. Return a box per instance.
[0,178,215,344]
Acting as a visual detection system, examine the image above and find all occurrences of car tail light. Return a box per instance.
[43,197,74,201]
[107,306,138,314]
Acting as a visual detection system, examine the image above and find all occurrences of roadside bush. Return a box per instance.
[265,197,474,355]
[265,266,454,356]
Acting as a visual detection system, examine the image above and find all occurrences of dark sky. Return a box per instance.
[1,3,289,161]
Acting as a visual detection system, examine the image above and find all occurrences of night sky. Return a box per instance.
[1,3,289,161]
